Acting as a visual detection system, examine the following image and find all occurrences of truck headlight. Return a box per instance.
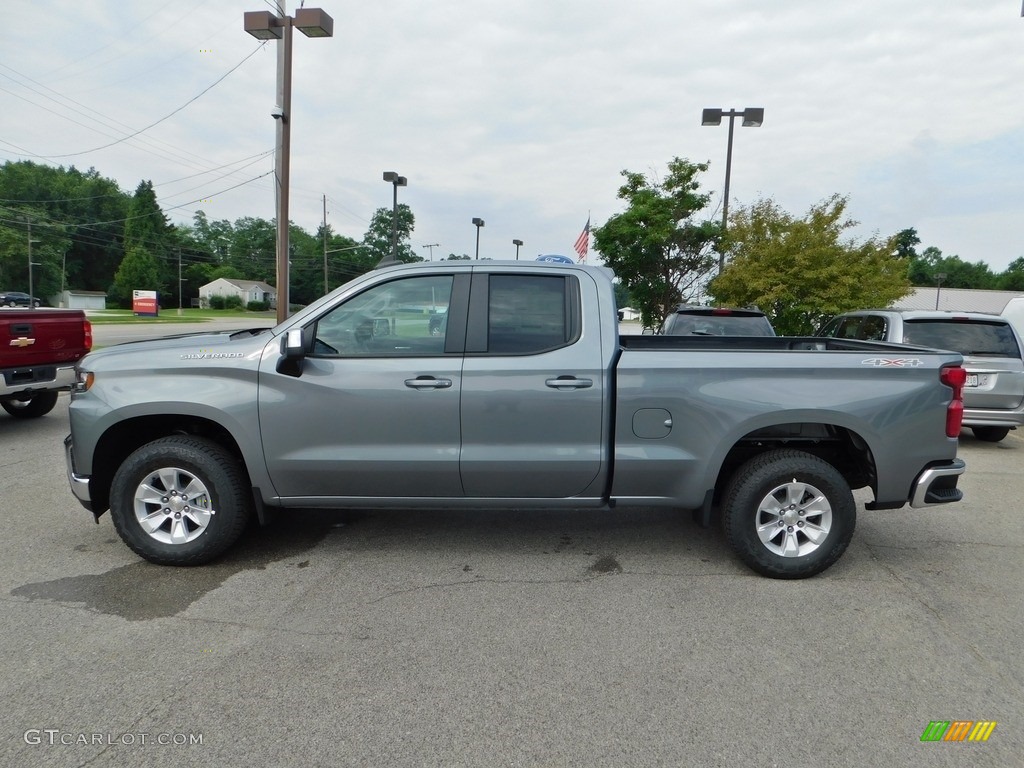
[73,370,94,393]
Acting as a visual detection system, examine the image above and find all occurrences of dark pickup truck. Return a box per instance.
[1,308,92,418]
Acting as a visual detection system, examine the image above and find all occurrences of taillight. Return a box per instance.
[83,320,93,351]
[940,365,966,437]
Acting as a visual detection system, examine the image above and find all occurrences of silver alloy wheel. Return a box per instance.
[133,466,216,545]
[755,477,833,557]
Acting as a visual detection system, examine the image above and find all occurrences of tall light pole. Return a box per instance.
[702,106,764,273]
[935,272,947,310]
[472,217,485,259]
[512,238,523,260]
[422,243,440,261]
[382,171,407,263]
[244,4,334,324]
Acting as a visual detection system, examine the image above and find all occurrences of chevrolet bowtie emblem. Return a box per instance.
[9,337,35,347]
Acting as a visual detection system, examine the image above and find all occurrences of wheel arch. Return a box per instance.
[88,414,255,515]
[710,421,877,508]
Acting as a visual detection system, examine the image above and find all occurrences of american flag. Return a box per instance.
[574,218,590,262]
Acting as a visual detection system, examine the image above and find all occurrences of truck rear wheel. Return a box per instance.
[721,449,855,579]
[109,436,250,566]
[1,391,59,418]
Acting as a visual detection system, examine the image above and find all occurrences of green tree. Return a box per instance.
[122,180,176,296]
[227,217,276,281]
[997,257,1024,291]
[362,204,419,264]
[591,157,719,329]
[709,195,911,335]
[111,245,161,307]
[0,161,129,294]
[908,247,997,289]
[892,228,920,261]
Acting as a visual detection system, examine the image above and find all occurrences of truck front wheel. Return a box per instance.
[721,449,855,579]
[109,436,251,565]
[1,391,59,418]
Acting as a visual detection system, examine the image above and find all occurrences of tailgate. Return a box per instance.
[2,311,90,368]
[962,357,1024,409]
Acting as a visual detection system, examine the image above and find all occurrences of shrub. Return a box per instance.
[208,295,226,309]
[247,300,270,312]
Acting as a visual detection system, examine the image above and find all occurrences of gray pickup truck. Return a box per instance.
[65,262,967,578]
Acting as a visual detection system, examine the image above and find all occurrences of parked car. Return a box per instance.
[658,305,775,336]
[817,309,1024,442]
[0,291,42,308]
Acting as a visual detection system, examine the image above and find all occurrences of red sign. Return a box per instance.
[132,290,159,316]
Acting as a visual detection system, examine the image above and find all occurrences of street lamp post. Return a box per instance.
[244,4,334,324]
[935,272,947,310]
[512,239,523,260]
[382,171,408,263]
[702,106,764,273]
[422,243,440,261]
[472,217,485,259]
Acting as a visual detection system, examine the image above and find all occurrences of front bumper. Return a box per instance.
[910,458,966,508]
[64,434,93,511]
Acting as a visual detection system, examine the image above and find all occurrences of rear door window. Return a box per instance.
[903,319,1021,357]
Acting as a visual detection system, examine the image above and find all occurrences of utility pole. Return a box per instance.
[422,243,440,261]
[323,194,329,293]
[177,248,183,315]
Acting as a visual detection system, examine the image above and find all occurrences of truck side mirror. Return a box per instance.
[277,328,306,376]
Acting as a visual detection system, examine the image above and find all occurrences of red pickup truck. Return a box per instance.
[1,308,92,418]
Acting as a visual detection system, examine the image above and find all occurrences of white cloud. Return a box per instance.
[4,0,1023,270]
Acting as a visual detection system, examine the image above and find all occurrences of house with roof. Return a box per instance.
[198,278,276,309]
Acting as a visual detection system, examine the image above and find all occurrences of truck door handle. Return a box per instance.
[545,376,593,390]
[404,376,453,389]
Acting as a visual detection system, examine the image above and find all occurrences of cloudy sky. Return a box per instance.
[3,1,1023,272]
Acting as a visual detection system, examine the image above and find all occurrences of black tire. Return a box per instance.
[721,449,856,579]
[1,391,59,419]
[109,436,251,566]
[971,426,1009,443]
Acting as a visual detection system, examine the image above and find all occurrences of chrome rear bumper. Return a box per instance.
[910,458,966,508]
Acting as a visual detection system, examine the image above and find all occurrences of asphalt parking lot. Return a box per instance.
[1,396,1021,767]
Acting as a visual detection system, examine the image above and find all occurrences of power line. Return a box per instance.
[13,45,265,160]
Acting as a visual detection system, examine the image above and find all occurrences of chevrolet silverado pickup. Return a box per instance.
[65,262,967,578]
[1,308,92,418]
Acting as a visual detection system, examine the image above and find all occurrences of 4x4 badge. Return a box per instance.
[861,357,924,367]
